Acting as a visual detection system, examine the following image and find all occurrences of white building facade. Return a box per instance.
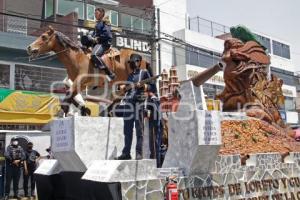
[154,0,299,124]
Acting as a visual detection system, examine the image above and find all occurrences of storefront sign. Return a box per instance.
[187,70,224,86]
[115,35,150,53]
[77,27,151,52]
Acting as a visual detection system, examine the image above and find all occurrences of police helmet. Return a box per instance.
[129,53,142,63]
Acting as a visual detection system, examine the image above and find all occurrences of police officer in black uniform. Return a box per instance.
[23,142,40,198]
[116,54,155,160]
[4,137,25,200]
[81,7,115,81]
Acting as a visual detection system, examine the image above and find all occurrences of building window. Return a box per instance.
[272,40,290,59]
[120,13,132,30]
[143,20,151,33]
[6,16,27,35]
[45,0,54,18]
[189,50,199,66]
[186,47,220,68]
[119,14,151,34]
[271,67,296,86]
[15,65,66,92]
[110,10,118,26]
[57,0,84,20]
[87,4,95,21]
[0,64,10,89]
[132,16,142,32]
[284,97,295,111]
[255,34,271,53]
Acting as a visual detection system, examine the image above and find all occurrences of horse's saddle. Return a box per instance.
[105,47,120,58]
[84,47,120,58]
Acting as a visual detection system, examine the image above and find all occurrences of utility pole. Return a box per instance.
[150,6,158,76]
[83,0,87,20]
[157,8,161,74]
[53,0,57,22]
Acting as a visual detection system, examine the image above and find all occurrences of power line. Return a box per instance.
[0,11,154,37]
[156,0,174,7]
[2,10,300,61]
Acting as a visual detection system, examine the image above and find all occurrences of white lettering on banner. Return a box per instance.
[124,38,131,49]
[133,40,142,51]
[198,111,221,145]
[53,119,73,152]
[142,42,150,52]
[116,36,124,47]
[116,36,150,53]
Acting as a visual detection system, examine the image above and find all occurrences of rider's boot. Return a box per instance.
[99,58,116,82]
[92,55,115,82]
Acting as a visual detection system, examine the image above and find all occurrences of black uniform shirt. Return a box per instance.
[4,145,26,164]
[25,150,40,169]
[126,69,154,99]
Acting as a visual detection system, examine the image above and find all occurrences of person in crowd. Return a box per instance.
[45,146,53,159]
[23,142,40,198]
[4,137,26,200]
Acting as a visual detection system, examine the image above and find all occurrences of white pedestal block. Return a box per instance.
[162,81,222,175]
[51,116,136,172]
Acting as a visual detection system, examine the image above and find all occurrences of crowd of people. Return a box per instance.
[4,138,42,200]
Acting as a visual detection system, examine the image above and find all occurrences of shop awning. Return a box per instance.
[0,89,60,124]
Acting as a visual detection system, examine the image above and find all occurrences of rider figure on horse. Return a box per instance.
[81,7,116,81]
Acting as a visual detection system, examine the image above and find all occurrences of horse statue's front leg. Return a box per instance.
[61,77,91,117]
[60,77,72,117]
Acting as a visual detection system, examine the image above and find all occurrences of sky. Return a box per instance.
[187,0,300,72]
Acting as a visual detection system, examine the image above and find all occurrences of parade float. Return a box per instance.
[34,26,300,200]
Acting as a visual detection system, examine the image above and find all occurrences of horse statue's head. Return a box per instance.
[27,26,57,58]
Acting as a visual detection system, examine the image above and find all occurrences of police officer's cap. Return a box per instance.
[28,142,33,146]
[130,54,142,62]
[11,137,18,142]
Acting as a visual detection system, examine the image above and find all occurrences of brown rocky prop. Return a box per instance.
[216,38,285,127]
[220,119,300,155]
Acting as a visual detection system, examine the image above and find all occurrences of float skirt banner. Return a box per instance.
[0,89,60,124]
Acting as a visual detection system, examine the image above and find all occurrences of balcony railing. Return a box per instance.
[188,16,230,37]
[6,16,28,35]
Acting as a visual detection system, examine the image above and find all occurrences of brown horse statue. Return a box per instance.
[27,26,148,115]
